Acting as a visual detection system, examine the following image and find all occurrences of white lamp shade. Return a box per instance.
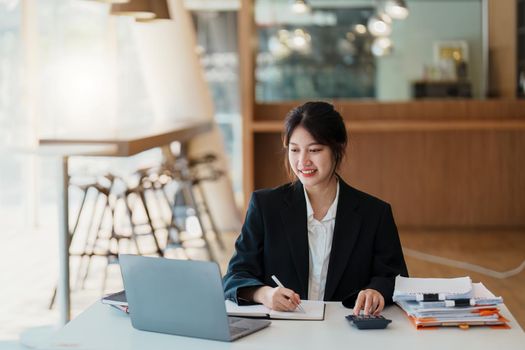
[132,19,213,123]
[133,0,240,232]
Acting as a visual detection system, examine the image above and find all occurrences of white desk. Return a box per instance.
[38,121,213,325]
[48,302,524,350]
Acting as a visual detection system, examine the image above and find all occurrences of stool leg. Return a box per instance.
[112,193,140,255]
[49,184,91,309]
[124,193,143,255]
[182,181,218,262]
[145,184,171,249]
[170,157,218,262]
[193,181,226,250]
[73,188,103,290]
[102,191,120,294]
[161,185,185,247]
[79,192,110,290]
[161,186,191,259]
[125,189,166,257]
[137,189,164,257]
[70,185,90,240]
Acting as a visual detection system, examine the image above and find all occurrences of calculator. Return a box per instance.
[345,314,392,330]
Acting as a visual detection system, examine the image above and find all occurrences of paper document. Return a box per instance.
[393,276,472,301]
[101,290,127,307]
[471,282,504,305]
[394,278,509,329]
[225,300,325,320]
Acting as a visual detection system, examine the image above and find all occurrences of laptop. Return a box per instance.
[118,254,271,342]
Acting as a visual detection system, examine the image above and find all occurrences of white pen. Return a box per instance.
[271,275,306,313]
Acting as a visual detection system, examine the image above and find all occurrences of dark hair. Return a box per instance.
[282,101,348,179]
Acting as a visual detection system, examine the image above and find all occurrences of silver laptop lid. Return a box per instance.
[119,254,232,342]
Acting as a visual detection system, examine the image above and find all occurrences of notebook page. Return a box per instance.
[269,300,325,320]
[225,300,270,317]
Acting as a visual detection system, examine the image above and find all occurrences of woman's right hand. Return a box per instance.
[253,286,302,311]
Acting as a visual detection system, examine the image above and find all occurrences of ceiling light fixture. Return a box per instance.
[291,0,311,14]
[384,0,409,20]
[367,12,392,37]
[354,24,367,35]
[371,37,393,56]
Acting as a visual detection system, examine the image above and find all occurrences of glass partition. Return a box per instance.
[255,0,484,101]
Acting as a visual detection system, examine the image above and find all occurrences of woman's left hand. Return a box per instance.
[353,289,385,316]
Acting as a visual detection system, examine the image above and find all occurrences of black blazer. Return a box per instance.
[223,179,408,308]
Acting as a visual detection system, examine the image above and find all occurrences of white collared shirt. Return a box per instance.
[304,182,340,300]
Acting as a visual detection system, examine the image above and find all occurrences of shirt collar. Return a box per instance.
[304,180,340,222]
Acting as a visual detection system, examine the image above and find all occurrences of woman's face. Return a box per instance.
[288,125,335,190]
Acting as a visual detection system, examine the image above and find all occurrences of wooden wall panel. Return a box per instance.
[488,0,517,98]
[253,133,288,190]
[255,100,525,121]
[243,0,525,228]
[253,130,525,228]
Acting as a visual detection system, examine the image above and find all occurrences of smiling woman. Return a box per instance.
[223,101,408,316]
[283,102,347,185]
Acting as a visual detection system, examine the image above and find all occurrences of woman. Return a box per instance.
[223,101,408,315]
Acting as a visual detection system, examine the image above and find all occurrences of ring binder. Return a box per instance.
[416,293,445,302]
[452,299,475,307]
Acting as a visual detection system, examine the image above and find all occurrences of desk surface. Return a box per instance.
[49,302,524,350]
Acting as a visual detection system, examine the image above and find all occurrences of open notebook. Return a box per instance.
[225,300,325,320]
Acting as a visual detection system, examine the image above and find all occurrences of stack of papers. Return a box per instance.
[393,276,508,329]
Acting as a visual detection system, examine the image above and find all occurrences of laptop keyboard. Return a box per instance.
[228,317,243,325]
[228,317,249,336]
[229,325,248,336]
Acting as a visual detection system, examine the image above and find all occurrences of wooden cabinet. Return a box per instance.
[412,81,472,99]
[238,1,525,228]
[518,0,525,97]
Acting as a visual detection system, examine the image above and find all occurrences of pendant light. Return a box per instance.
[384,0,409,20]
[291,0,311,14]
[371,37,393,56]
[367,12,392,37]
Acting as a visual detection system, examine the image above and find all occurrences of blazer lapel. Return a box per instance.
[324,180,362,301]
[280,182,309,298]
